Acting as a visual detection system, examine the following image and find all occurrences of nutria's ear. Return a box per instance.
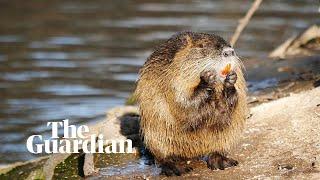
[175,31,194,47]
[145,32,194,64]
[169,32,194,52]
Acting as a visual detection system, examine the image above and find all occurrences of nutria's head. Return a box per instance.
[141,31,244,85]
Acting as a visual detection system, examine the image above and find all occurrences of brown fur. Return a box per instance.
[135,32,247,163]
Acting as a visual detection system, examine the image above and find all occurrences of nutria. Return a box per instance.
[135,31,247,176]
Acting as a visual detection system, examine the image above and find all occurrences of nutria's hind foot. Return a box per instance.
[207,152,238,170]
[139,147,155,165]
[160,161,193,176]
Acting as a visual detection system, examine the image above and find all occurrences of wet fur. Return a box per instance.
[135,32,247,167]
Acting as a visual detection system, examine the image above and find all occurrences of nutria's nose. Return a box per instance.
[222,47,235,57]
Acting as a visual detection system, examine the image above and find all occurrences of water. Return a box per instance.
[0,0,318,164]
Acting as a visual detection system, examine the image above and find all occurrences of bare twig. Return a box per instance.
[230,0,263,47]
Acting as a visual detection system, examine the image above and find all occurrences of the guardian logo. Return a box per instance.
[26,119,133,154]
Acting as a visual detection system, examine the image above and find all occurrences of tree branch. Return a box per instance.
[230,0,263,47]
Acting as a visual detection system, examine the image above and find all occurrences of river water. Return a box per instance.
[0,0,318,164]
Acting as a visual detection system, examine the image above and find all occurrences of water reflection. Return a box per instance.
[0,0,318,163]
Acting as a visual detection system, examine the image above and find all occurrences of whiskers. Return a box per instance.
[178,56,217,79]
[235,55,247,76]
[174,54,246,83]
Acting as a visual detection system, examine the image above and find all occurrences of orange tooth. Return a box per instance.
[221,63,231,75]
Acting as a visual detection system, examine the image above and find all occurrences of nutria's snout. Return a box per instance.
[210,47,239,83]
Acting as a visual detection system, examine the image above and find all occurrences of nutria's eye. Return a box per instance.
[198,44,204,48]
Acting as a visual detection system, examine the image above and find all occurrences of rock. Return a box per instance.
[26,167,45,180]
[83,153,98,176]
[237,87,320,179]
[0,157,48,180]
[47,152,85,179]
[43,153,70,180]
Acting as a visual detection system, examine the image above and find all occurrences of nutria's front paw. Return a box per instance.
[207,152,238,170]
[224,71,237,87]
[200,70,217,87]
